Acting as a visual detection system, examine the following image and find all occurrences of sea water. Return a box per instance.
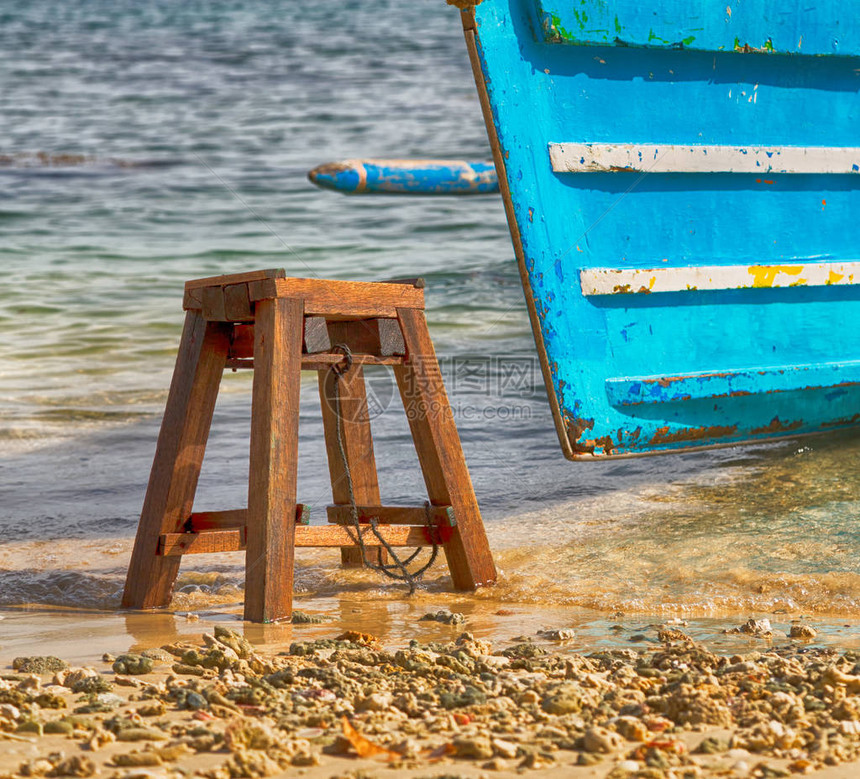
[1,0,860,657]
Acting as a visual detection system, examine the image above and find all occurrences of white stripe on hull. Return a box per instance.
[580,262,860,295]
[549,143,860,174]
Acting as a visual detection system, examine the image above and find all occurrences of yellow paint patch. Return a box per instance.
[748,265,804,288]
[827,270,845,285]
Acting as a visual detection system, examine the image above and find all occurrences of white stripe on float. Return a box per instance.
[549,143,860,174]
[580,262,860,295]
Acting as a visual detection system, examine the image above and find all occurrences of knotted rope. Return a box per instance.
[329,343,439,594]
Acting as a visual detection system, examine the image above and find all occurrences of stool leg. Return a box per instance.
[394,307,497,590]
[318,365,384,568]
[122,312,230,609]
[244,297,303,623]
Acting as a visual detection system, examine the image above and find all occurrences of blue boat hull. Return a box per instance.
[463,0,860,458]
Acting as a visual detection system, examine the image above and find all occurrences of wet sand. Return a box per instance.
[5,595,860,668]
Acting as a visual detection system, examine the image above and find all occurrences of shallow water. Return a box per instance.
[1,0,860,653]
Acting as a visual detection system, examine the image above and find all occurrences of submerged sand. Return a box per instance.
[4,615,860,778]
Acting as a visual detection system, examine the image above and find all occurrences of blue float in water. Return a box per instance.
[308,159,499,195]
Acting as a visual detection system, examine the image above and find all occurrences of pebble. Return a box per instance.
[541,685,586,715]
[44,721,74,735]
[17,720,44,736]
[181,691,208,710]
[517,690,540,705]
[613,715,649,742]
[519,750,554,769]
[290,611,328,624]
[13,656,69,674]
[46,754,96,777]
[727,748,752,760]
[0,703,21,721]
[21,758,56,776]
[696,736,730,754]
[213,626,254,658]
[112,655,154,675]
[483,757,509,770]
[114,675,144,688]
[502,643,547,660]
[112,753,162,768]
[139,648,173,664]
[790,623,817,639]
[95,692,123,707]
[87,728,116,751]
[657,628,693,643]
[536,628,575,641]
[355,692,392,712]
[419,610,467,625]
[583,726,624,753]
[733,618,773,636]
[491,738,519,759]
[53,668,97,688]
[71,675,112,695]
[116,728,169,742]
[453,735,494,759]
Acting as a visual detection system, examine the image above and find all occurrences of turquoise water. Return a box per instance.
[2,0,860,630]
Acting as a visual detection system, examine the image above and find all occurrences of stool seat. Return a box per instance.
[122,269,497,622]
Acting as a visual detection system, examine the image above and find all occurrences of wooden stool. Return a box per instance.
[121,269,497,622]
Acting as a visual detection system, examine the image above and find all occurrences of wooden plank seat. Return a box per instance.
[122,269,496,622]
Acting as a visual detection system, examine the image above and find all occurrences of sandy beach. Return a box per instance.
[5,612,860,778]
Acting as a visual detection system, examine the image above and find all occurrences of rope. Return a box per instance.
[329,343,439,594]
